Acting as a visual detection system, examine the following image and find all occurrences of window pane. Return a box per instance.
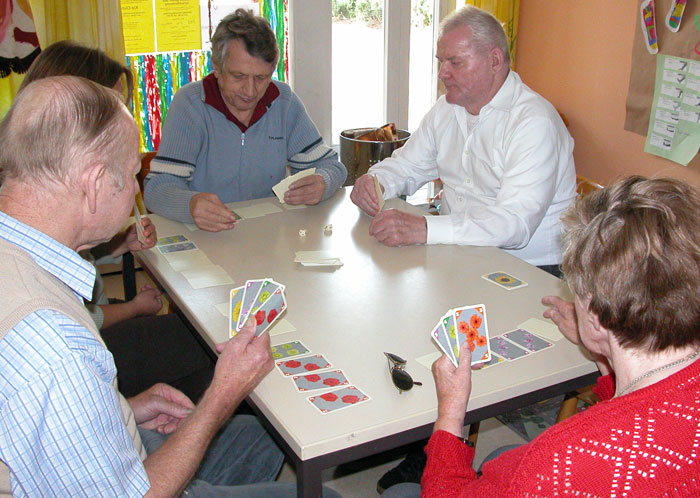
[332,1,385,144]
[408,0,435,132]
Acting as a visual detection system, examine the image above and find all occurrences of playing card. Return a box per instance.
[157,234,189,246]
[133,202,146,244]
[482,271,528,290]
[373,175,385,212]
[430,320,456,366]
[453,304,491,365]
[503,329,553,352]
[272,168,316,203]
[271,340,310,360]
[229,286,245,337]
[292,369,349,392]
[250,286,287,337]
[441,311,459,363]
[157,241,198,254]
[237,279,268,330]
[276,354,331,376]
[489,336,530,360]
[480,353,504,369]
[307,386,370,414]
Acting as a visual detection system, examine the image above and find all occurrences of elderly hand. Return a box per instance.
[285,174,326,205]
[131,284,163,316]
[350,174,382,216]
[210,318,274,404]
[369,209,427,246]
[124,217,157,252]
[190,192,238,232]
[128,383,195,435]
[432,344,473,437]
[541,296,580,344]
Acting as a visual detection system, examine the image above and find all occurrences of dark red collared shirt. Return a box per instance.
[201,73,280,132]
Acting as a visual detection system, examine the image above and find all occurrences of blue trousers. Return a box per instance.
[140,414,341,497]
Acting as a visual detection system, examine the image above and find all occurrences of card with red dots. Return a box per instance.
[234,278,287,336]
[250,285,287,337]
[307,386,370,414]
[276,354,331,376]
[453,304,491,366]
[292,369,349,392]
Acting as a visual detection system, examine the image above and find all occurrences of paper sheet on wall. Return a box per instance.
[644,54,700,165]
[155,0,201,52]
[121,0,156,54]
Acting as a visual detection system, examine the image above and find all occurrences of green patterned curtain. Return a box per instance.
[260,0,289,82]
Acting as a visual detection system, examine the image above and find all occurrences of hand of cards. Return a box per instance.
[230,278,287,337]
[430,304,491,367]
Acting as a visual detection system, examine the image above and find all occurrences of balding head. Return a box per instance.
[0,76,134,189]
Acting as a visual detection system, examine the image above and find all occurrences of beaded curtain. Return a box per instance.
[126,0,289,152]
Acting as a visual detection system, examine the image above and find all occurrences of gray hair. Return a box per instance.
[440,5,511,66]
[562,176,700,352]
[211,8,279,71]
[0,76,132,189]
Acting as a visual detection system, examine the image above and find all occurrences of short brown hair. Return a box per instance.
[1,76,132,188]
[211,8,279,70]
[19,40,133,105]
[562,176,700,352]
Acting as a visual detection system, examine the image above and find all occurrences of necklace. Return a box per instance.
[615,346,700,398]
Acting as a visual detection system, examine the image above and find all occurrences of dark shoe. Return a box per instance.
[377,447,427,494]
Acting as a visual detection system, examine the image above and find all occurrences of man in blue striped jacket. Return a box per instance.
[145,9,346,232]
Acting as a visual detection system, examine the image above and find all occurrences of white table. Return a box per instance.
[137,188,598,497]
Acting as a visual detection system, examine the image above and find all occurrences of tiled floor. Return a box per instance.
[101,267,528,497]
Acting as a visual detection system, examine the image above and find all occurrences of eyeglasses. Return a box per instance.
[384,352,422,394]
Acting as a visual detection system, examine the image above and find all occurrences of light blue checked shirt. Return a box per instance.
[0,212,150,497]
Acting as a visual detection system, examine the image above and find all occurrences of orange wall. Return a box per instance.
[515,1,700,187]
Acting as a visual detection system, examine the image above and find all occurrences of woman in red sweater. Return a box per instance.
[385,176,700,498]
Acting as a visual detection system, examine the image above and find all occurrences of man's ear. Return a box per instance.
[82,163,107,215]
[212,62,221,80]
[489,47,505,73]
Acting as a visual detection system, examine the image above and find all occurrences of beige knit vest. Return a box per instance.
[0,239,146,496]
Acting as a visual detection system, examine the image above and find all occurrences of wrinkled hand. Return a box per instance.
[129,383,195,435]
[350,174,382,216]
[541,296,580,344]
[132,284,162,316]
[210,318,274,401]
[125,217,157,252]
[369,209,427,246]
[190,193,238,232]
[432,344,473,437]
[285,174,326,205]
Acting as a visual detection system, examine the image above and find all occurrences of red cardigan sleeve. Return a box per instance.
[421,431,477,497]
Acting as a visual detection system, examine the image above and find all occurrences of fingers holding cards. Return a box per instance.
[231,278,288,337]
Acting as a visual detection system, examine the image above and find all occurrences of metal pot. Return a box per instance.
[339,128,411,186]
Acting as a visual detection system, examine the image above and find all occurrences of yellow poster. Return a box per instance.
[121,0,156,54]
[155,0,202,52]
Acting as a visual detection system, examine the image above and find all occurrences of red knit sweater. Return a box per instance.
[422,359,700,497]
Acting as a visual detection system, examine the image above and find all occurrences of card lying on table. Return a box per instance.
[230,278,287,337]
[430,304,491,367]
[293,369,349,392]
[482,271,528,290]
[276,354,332,376]
[307,386,370,414]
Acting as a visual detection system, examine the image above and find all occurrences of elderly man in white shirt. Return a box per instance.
[351,5,575,273]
